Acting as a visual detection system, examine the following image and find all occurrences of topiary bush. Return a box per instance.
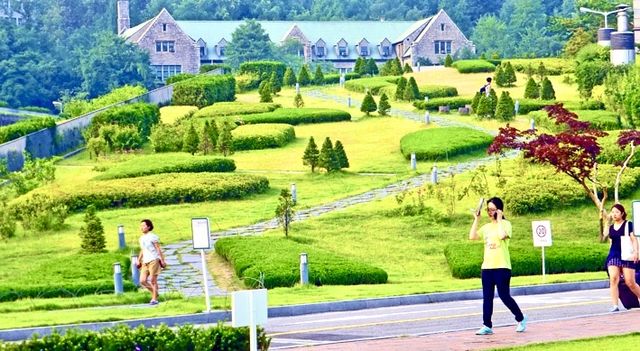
[165,73,196,85]
[89,102,160,139]
[94,154,236,180]
[238,108,351,125]
[418,85,459,99]
[451,60,496,73]
[172,74,236,108]
[194,102,280,118]
[400,127,493,160]
[344,76,398,95]
[412,97,473,111]
[231,124,296,150]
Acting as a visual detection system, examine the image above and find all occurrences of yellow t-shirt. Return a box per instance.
[479,220,512,270]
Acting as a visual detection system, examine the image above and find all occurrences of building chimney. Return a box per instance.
[117,0,130,35]
[611,4,635,65]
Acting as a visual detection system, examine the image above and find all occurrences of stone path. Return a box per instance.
[158,90,512,298]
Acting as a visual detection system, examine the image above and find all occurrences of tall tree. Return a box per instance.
[275,188,295,238]
[361,92,377,115]
[283,67,296,86]
[318,137,340,172]
[334,140,349,169]
[226,20,275,67]
[302,136,320,172]
[378,93,391,115]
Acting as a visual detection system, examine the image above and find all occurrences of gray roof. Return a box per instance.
[176,20,418,61]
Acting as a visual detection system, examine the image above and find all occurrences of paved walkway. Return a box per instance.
[158,90,509,297]
[285,310,640,350]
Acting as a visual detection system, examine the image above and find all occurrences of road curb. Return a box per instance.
[0,280,608,341]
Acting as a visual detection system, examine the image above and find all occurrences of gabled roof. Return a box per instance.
[393,16,433,44]
[121,17,154,42]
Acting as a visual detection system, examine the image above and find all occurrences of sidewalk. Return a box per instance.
[286,310,640,350]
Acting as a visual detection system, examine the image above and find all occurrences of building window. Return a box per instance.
[219,46,226,56]
[151,65,182,82]
[434,41,452,54]
[441,23,445,31]
[156,41,175,52]
[163,23,167,32]
[360,47,368,56]
[382,46,391,56]
[316,46,325,57]
[338,46,347,57]
[200,46,206,57]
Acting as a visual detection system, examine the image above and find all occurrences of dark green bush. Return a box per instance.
[516,99,555,115]
[563,99,606,111]
[90,102,160,139]
[400,127,493,160]
[150,124,183,152]
[9,173,269,213]
[412,97,473,111]
[323,72,361,84]
[419,85,459,99]
[0,117,56,144]
[216,237,388,288]
[95,154,236,180]
[0,323,270,351]
[451,60,496,73]
[239,61,286,82]
[344,77,398,95]
[232,124,296,150]
[239,108,351,125]
[172,75,236,108]
[444,242,606,279]
[200,63,232,74]
[194,102,280,118]
[165,73,196,85]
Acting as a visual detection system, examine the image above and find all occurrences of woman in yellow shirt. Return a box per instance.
[469,197,527,335]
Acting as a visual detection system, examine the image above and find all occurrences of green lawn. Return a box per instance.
[493,332,640,351]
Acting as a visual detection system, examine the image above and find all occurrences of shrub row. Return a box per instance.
[194,102,280,119]
[239,61,286,81]
[530,109,621,132]
[0,280,137,302]
[344,76,398,95]
[516,99,555,115]
[9,173,269,213]
[232,124,296,151]
[200,63,232,74]
[238,108,351,125]
[501,165,640,215]
[400,127,493,160]
[598,130,640,167]
[563,99,605,111]
[0,324,270,351]
[420,85,459,99]
[215,237,388,289]
[323,72,361,84]
[94,154,236,180]
[412,97,472,111]
[172,74,236,108]
[444,242,606,279]
[0,116,56,144]
[509,58,574,75]
[90,102,160,138]
[451,60,496,73]
[165,73,197,85]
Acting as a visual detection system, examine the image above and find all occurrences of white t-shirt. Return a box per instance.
[139,233,161,264]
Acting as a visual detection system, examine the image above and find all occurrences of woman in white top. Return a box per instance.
[137,219,166,305]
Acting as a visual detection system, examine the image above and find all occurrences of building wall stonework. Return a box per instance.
[411,11,473,65]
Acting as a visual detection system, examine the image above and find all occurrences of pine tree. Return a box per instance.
[199,120,215,154]
[540,77,556,100]
[494,64,506,87]
[302,136,320,172]
[354,57,365,75]
[391,58,403,76]
[79,205,106,253]
[334,140,349,169]
[366,58,379,75]
[259,80,273,102]
[407,77,420,100]
[283,67,296,86]
[525,64,535,79]
[269,71,282,95]
[294,93,304,108]
[488,88,498,114]
[395,77,407,101]
[504,62,517,87]
[361,92,377,116]
[524,77,540,99]
[218,122,234,156]
[471,92,482,113]
[537,62,547,81]
[182,123,200,155]
[314,66,324,85]
[378,93,391,116]
[208,120,219,147]
[403,63,413,73]
[444,54,453,67]
[475,94,492,119]
[379,60,392,76]
[495,91,515,121]
[297,65,311,86]
[318,137,340,172]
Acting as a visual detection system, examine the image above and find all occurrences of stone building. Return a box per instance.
[118,1,474,81]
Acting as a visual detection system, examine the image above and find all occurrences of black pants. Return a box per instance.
[481,268,524,328]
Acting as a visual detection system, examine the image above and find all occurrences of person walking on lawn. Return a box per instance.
[137,219,166,305]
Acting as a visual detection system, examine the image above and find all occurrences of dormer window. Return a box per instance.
[163,23,167,32]
[200,47,206,57]
[339,46,347,57]
[219,46,226,56]
[360,46,368,56]
[382,46,391,56]
[317,46,325,57]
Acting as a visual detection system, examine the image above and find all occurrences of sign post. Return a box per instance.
[531,220,553,282]
[632,201,640,236]
[232,289,268,351]
[191,218,212,312]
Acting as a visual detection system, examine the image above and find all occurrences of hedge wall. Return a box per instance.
[323,72,361,84]
[239,108,351,125]
[165,73,197,85]
[344,76,399,95]
[9,173,269,214]
[412,97,472,111]
[172,75,236,108]
[232,124,295,151]
[215,237,388,288]
[509,58,574,75]
[0,116,56,144]
[420,85,459,99]
[90,103,160,139]
[239,61,286,82]
[444,242,606,279]
[400,127,493,160]
[451,60,496,73]
[530,109,621,133]
[194,102,280,118]
[598,131,640,167]
[94,154,236,180]
[517,99,555,115]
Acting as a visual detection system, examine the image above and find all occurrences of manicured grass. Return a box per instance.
[400,127,493,160]
[159,105,197,124]
[193,101,279,118]
[493,332,640,351]
[231,123,296,150]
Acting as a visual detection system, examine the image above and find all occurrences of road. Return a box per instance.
[265,288,612,349]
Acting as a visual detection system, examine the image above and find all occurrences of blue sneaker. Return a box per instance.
[516,315,528,333]
[475,326,493,335]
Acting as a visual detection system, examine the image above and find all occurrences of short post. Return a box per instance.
[291,183,297,205]
[410,153,417,171]
[417,62,421,72]
[117,225,126,250]
[339,74,345,87]
[514,99,520,115]
[530,118,535,130]
[424,111,430,124]
[113,262,124,295]
[347,95,352,108]
[431,165,438,184]
[131,255,140,287]
[201,249,212,312]
[424,96,429,103]
[295,82,300,94]
[300,253,309,285]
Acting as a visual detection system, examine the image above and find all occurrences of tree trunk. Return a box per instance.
[615,144,635,203]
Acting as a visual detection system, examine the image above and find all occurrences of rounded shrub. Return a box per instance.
[451,60,496,73]
[231,123,296,150]
[238,108,351,125]
[400,127,493,160]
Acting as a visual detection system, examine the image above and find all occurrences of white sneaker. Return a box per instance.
[610,305,619,312]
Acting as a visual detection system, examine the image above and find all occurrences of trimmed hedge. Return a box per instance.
[0,324,270,351]
[344,76,399,95]
[412,97,473,111]
[451,60,496,73]
[200,63,232,74]
[194,102,280,118]
[400,127,493,160]
[419,85,459,99]
[94,154,236,180]
[516,99,555,115]
[215,237,388,288]
[598,130,640,167]
[509,58,574,75]
[239,61,286,81]
[232,124,296,150]
[444,242,606,279]
[0,116,56,144]
[530,109,621,132]
[9,173,269,213]
[239,108,351,125]
[172,74,236,108]
[165,73,197,84]
[90,102,160,138]
[323,72,361,84]
[563,99,605,111]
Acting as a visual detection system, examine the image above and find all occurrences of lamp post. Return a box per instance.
[579,6,628,28]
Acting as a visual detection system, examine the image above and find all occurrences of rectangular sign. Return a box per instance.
[532,220,552,247]
[191,218,211,250]
[232,289,268,327]
[633,201,640,237]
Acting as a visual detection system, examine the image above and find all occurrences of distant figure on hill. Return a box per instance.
[137,219,166,306]
[469,197,527,335]
[479,77,492,97]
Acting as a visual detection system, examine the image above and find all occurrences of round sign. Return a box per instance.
[536,225,547,238]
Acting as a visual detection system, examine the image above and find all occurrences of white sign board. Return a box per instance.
[633,201,640,237]
[532,220,552,247]
[232,289,268,327]
[191,218,211,250]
